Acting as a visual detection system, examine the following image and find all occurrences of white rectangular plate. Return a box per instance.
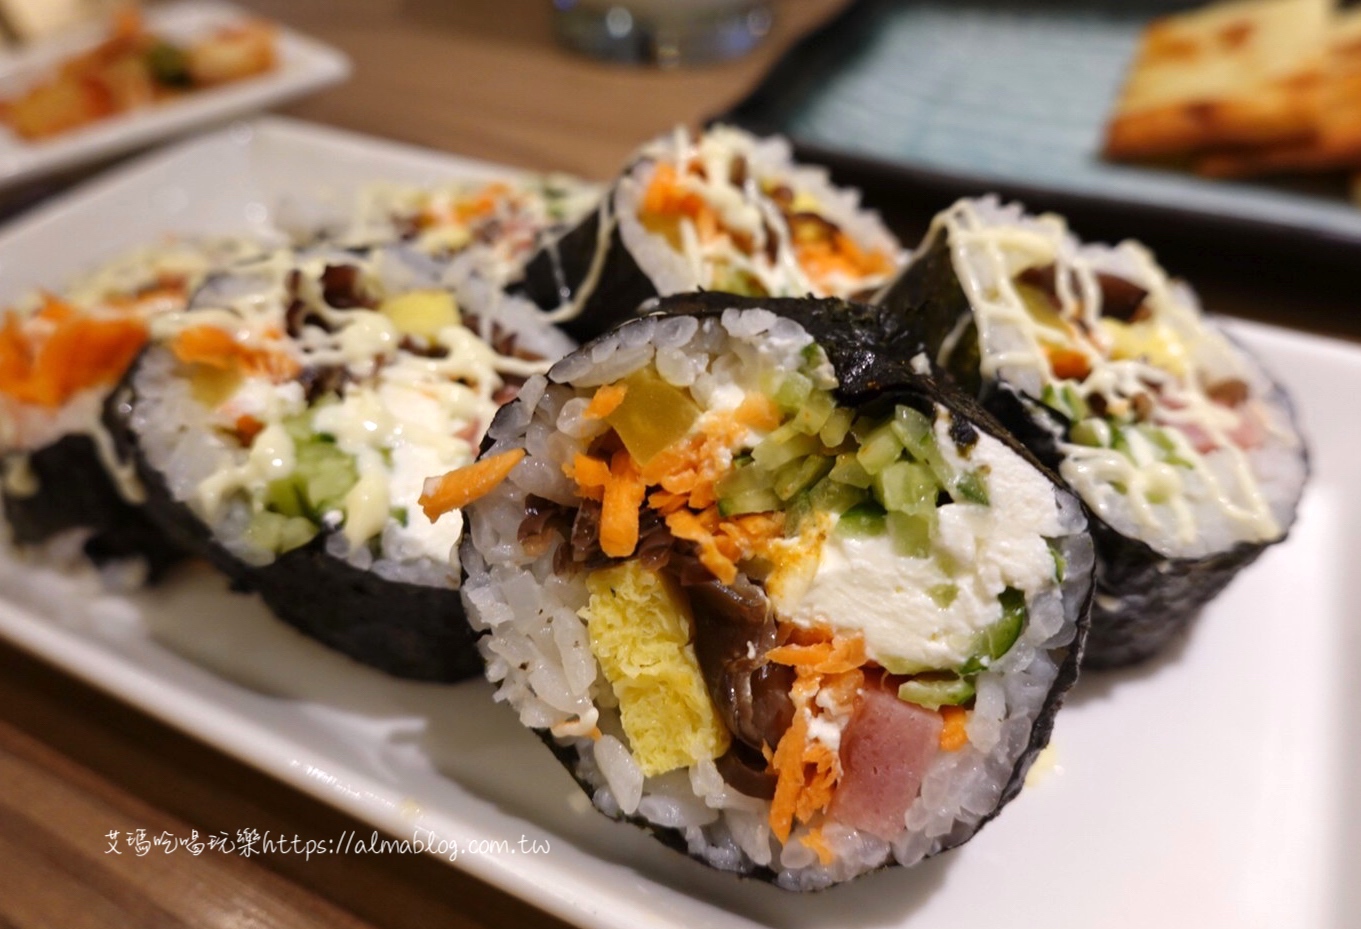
[0,1,348,192]
[0,117,1355,929]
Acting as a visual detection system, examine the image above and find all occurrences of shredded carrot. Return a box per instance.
[645,488,689,515]
[800,827,836,866]
[565,452,610,500]
[1044,344,1091,381]
[0,301,148,408]
[663,507,733,582]
[453,182,512,224]
[419,448,526,521]
[767,635,866,675]
[170,325,299,380]
[599,448,646,558]
[583,383,627,420]
[939,706,970,752]
[765,630,869,841]
[235,414,265,445]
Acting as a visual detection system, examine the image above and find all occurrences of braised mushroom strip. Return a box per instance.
[454,298,1093,889]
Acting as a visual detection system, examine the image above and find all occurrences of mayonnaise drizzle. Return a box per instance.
[161,244,554,562]
[935,198,1291,551]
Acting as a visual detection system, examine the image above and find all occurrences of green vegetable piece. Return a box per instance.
[928,583,958,608]
[752,428,820,471]
[774,371,813,412]
[1062,385,1089,421]
[716,462,782,516]
[897,673,976,710]
[960,587,1027,674]
[954,469,990,506]
[818,407,854,447]
[296,438,359,515]
[808,476,867,515]
[264,477,306,518]
[391,507,410,527]
[245,509,318,555]
[1069,418,1106,447]
[784,488,814,534]
[855,422,902,475]
[792,390,836,436]
[1047,539,1067,582]
[874,460,937,514]
[887,511,933,558]
[605,369,700,466]
[891,405,952,486]
[829,452,873,489]
[774,454,833,502]
[146,41,191,87]
[1138,424,1194,469]
[1110,424,1132,459]
[837,501,887,537]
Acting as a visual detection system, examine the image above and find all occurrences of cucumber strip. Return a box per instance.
[897,674,976,710]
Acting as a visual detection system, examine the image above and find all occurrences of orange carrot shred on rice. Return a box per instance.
[565,452,611,499]
[419,448,526,521]
[583,382,628,420]
[939,705,970,752]
[170,325,299,380]
[0,305,148,407]
[800,827,835,866]
[599,448,646,558]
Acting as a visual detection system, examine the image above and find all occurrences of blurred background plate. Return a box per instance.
[726,0,1361,262]
[0,0,349,193]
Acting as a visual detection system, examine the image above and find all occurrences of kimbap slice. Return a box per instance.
[878,197,1309,668]
[522,125,904,340]
[453,297,1093,889]
[107,243,574,680]
[1,237,259,582]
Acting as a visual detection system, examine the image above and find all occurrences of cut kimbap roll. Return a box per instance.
[107,243,573,680]
[449,294,1093,889]
[522,126,903,340]
[1,238,259,582]
[879,198,1308,668]
[335,174,599,275]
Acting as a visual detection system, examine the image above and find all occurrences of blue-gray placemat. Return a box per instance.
[728,0,1361,248]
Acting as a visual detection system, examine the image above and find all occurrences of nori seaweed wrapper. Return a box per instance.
[2,434,185,581]
[520,193,659,344]
[877,226,1302,669]
[102,375,481,682]
[470,293,1093,886]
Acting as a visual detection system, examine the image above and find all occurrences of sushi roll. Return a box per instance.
[1,238,259,582]
[521,125,903,340]
[331,173,600,275]
[451,294,1093,888]
[878,198,1308,668]
[106,243,573,680]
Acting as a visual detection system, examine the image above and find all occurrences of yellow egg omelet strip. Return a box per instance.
[580,563,730,777]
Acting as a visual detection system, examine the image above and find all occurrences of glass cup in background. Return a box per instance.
[552,0,774,67]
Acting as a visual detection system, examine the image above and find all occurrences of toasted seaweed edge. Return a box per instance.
[520,188,661,344]
[2,433,187,581]
[102,350,483,683]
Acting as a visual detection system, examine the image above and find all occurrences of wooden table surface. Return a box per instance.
[0,1,1356,927]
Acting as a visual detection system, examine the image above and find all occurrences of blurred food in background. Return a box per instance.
[0,4,277,141]
[0,0,120,43]
[1104,0,1361,189]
